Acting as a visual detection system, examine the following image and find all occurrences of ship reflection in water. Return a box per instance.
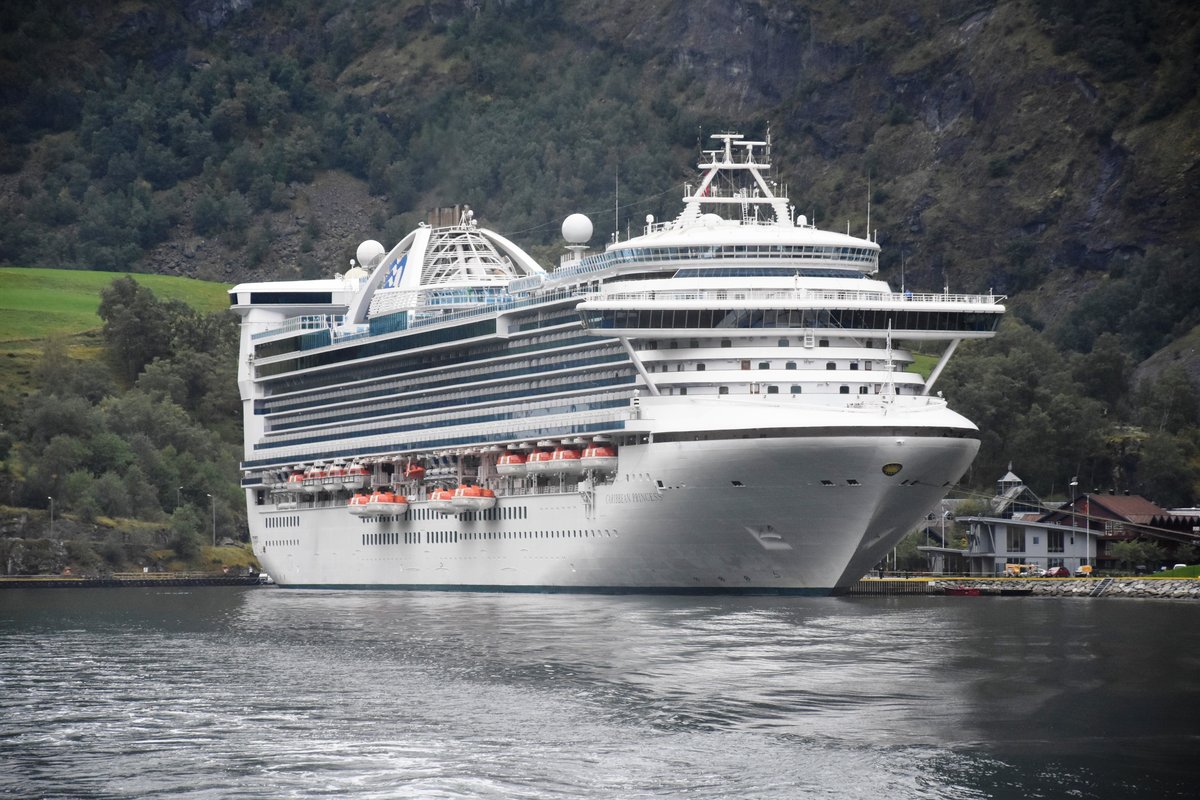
[1,587,1195,799]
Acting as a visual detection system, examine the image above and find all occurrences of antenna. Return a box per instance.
[614,164,619,243]
[866,171,871,239]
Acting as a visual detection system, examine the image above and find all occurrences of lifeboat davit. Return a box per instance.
[449,485,497,512]
[347,493,372,517]
[365,489,408,517]
[581,445,618,472]
[496,452,527,476]
[525,450,554,476]
[549,447,584,475]
[344,463,371,490]
[428,488,456,514]
[302,465,326,494]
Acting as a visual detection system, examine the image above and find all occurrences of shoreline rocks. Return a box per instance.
[929,578,1200,599]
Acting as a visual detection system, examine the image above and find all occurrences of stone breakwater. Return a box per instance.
[930,578,1200,599]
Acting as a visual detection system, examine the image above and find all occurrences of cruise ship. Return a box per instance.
[230,133,1004,593]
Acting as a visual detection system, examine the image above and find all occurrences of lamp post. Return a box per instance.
[1070,477,1081,569]
[206,492,216,548]
[47,495,54,537]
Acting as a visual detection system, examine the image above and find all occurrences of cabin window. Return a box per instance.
[777,338,789,347]
[785,362,796,370]
[790,385,802,394]
[758,362,770,370]
[840,386,850,394]
[826,362,836,370]
[850,362,859,371]
[766,385,779,394]
[719,386,729,395]
[696,363,706,371]
[721,339,732,348]
[819,339,830,347]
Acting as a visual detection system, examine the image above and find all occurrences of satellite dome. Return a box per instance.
[355,240,386,269]
[561,213,593,244]
[701,213,723,228]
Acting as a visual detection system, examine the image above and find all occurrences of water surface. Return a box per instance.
[2,588,1196,798]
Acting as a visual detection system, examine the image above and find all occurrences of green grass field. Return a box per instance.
[0,268,231,343]
[0,268,232,397]
[908,351,938,379]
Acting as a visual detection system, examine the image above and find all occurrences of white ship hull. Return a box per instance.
[251,404,979,594]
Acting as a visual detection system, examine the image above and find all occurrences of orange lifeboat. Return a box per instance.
[404,464,426,481]
[365,489,408,517]
[496,452,527,477]
[302,464,326,494]
[347,492,372,517]
[525,449,554,476]
[428,488,456,514]
[323,463,347,490]
[549,447,584,476]
[285,470,305,493]
[581,445,618,473]
[450,485,497,512]
[344,463,371,490]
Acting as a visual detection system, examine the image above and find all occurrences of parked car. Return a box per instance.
[1074,565,1093,577]
[1042,566,1071,577]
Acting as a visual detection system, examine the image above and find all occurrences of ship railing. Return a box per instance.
[252,288,594,348]
[260,408,634,464]
[544,245,881,286]
[407,286,591,329]
[587,288,1006,305]
[252,314,345,341]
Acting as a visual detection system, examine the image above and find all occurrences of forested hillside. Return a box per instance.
[1,0,1198,505]
[0,276,245,574]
